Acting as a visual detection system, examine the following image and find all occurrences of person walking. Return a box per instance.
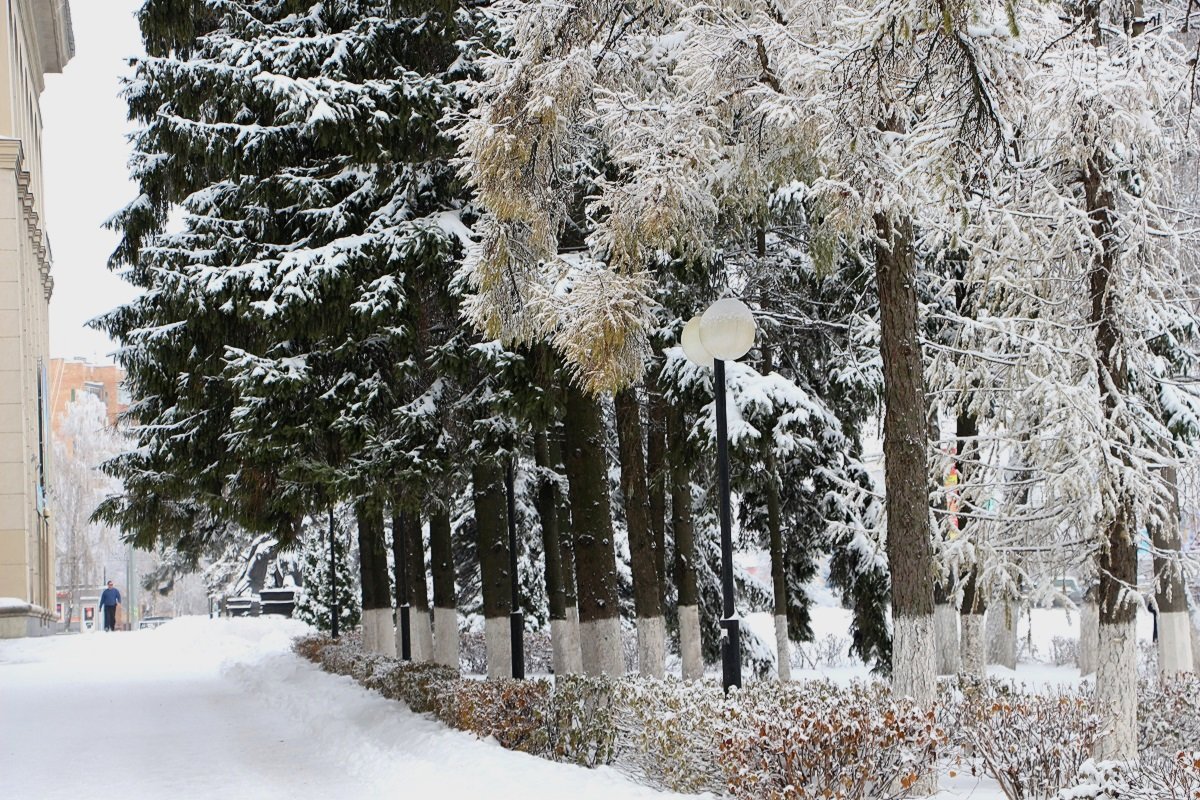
[99,581,121,632]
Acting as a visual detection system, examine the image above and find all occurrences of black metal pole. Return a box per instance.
[714,358,741,691]
[398,511,412,661]
[505,459,525,679]
[329,505,340,640]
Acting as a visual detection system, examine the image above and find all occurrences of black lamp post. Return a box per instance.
[328,505,340,639]
[681,298,757,692]
[505,459,525,678]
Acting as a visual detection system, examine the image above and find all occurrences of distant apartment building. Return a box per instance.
[48,357,128,435]
[0,0,74,638]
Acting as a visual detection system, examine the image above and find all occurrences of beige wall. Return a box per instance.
[0,0,72,638]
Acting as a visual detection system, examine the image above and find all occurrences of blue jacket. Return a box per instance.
[100,587,121,607]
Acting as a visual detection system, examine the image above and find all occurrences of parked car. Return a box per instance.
[138,615,172,630]
[1051,577,1083,606]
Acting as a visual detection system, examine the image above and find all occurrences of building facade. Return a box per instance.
[48,357,127,434]
[0,0,73,638]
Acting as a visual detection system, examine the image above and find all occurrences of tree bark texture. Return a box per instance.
[646,370,668,605]
[429,505,459,668]
[472,459,513,678]
[563,382,623,676]
[763,422,790,681]
[960,567,986,677]
[668,403,703,679]
[548,427,583,674]
[615,387,665,677]
[874,211,937,705]
[986,594,1018,670]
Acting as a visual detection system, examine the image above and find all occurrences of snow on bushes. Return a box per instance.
[951,678,1100,800]
[294,635,1200,799]
[1057,755,1200,799]
[1137,673,1200,758]
[720,681,945,799]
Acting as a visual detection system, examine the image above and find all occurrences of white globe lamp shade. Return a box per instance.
[680,316,714,368]
[699,298,756,361]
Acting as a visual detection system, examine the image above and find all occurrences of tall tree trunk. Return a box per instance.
[534,424,574,674]
[986,592,1018,669]
[550,427,583,673]
[472,459,513,678]
[1082,0,1140,761]
[934,580,960,675]
[668,403,703,679]
[395,507,433,662]
[956,407,985,676]
[760,344,790,681]
[1152,465,1193,677]
[615,387,665,677]
[429,504,459,669]
[646,369,668,605]
[563,383,623,676]
[874,211,937,705]
[959,567,985,676]
[1086,148,1139,762]
[1079,579,1100,675]
[356,498,395,656]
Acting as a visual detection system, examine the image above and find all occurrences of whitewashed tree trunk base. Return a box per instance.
[408,608,433,663]
[1191,608,1200,674]
[580,616,624,677]
[892,614,936,706]
[1094,620,1137,761]
[934,603,961,675]
[678,604,703,680]
[636,615,666,678]
[774,614,791,682]
[986,599,1018,669]
[361,608,394,656]
[960,613,985,677]
[485,615,512,679]
[433,606,459,669]
[1157,611,1194,678]
[1079,601,1099,676]
[551,616,582,675]
[562,607,584,674]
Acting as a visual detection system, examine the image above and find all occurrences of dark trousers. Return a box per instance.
[103,605,117,632]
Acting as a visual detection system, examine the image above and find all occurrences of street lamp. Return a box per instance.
[681,297,756,692]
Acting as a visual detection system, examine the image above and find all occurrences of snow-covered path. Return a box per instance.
[1,618,698,800]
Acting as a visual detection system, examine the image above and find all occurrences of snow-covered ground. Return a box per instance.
[0,617,705,800]
[1,607,1161,799]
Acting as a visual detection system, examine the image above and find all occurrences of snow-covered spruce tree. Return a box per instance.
[101,0,487,656]
[295,516,360,634]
